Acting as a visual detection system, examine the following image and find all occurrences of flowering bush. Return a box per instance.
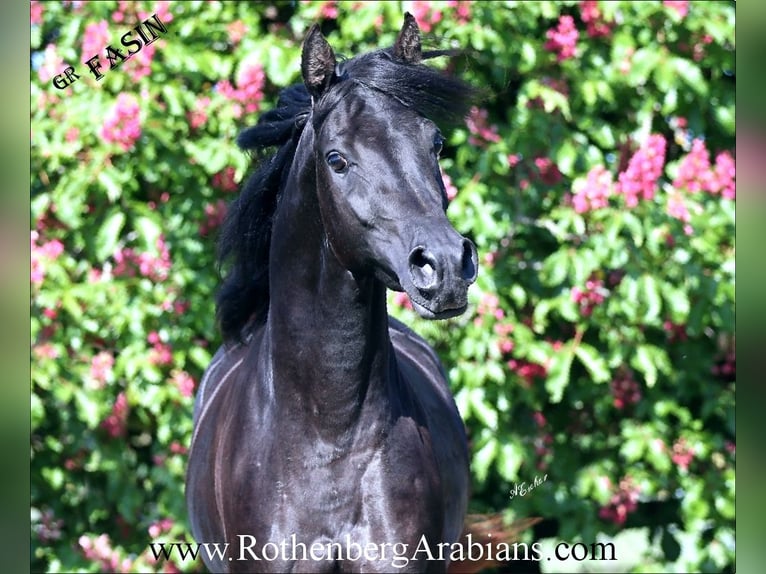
[31,1,734,572]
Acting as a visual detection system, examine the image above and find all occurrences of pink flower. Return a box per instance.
[666,193,692,234]
[671,438,694,470]
[100,93,141,151]
[615,135,667,207]
[31,231,64,286]
[113,236,171,282]
[31,1,43,25]
[497,339,514,355]
[148,332,173,366]
[40,239,64,259]
[409,1,443,33]
[82,20,110,70]
[319,1,339,19]
[101,392,129,438]
[173,300,189,315]
[466,107,501,147]
[90,352,115,388]
[154,0,174,23]
[111,1,134,23]
[599,477,640,525]
[544,15,579,62]
[579,1,612,38]
[673,139,713,193]
[664,0,689,18]
[199,200,227,236]
[711,151,735,200]
[447,0,471,25]
[477,292,502,319]
[34,509,63,543]
[673,140,735,200]
[38,44,65,84]
[170,370,195,398]
[534,157,562,185]
[212,166,238,192]
[34,343,60,360]
[79,533,133,572]
[441,168,458,202]
[216,59,266,117]
[571,277,606,316]
[236,61,266,114]
[125,41,156,82]
[392,292,413,311]
[148,518,174,538]
[572,165,612,213]
[663,320,688,343]
[227,20,247,45]
[507,359,546,388]
[138,1,174,24]
[611,371,641,409]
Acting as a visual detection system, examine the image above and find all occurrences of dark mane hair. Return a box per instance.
[215,47,477,341]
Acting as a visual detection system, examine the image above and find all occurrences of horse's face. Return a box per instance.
[311,87,477,319]
[301,18,477,320]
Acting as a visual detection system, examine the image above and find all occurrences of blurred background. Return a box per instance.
[28,1,737,572]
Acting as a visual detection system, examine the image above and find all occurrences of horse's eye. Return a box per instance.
[433,134,444,157]
[326,151,349,174]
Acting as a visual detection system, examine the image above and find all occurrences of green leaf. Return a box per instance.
[95,210,126,261]
[662,283,690,323]
[541,250,571,287]
[74,389,101,429]
[188,346,212,370]
[162,85,184,117]
[497,441,524,482]
[632,345,658,387]
[672,57,708,97]
[135,215,162,251]
[472,437,498,484]
[622,212,644,246]
[556,140,577,177]
[640,274,662,324]
[575,343,610,383]
[471,389,498,430]
[620,436,645,462]
[520,41,537,73]
[545,345,573,403]
[627,48,662,87]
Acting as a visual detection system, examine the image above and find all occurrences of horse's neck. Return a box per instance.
[266,131,393,438]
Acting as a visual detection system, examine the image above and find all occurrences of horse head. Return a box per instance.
[301,14,478,319]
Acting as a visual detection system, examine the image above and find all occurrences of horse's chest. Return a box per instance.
[258,422,442,533]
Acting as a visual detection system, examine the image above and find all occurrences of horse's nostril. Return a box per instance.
[461,240,478,283]
[409,247,438,293]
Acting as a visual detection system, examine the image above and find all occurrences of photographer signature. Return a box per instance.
[509,474,548,499]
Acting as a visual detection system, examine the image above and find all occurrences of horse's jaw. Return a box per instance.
[409,298,468,320]
[374,263,473,320]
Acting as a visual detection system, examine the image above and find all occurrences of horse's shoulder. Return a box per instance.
[192,334,258,427]
[389,316,445,373]
[388,316,456,408]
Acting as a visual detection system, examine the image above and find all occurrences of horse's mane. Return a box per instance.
[216,47,477,341]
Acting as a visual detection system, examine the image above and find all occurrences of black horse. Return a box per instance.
[187,14,481,573]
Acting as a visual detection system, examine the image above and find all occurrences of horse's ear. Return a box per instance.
[301,24,337,100]
[393,12,422,64]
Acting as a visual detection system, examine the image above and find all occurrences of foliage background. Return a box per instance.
[30,1,735,572]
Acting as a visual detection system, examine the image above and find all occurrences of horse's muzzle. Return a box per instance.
[405,235,478,319]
